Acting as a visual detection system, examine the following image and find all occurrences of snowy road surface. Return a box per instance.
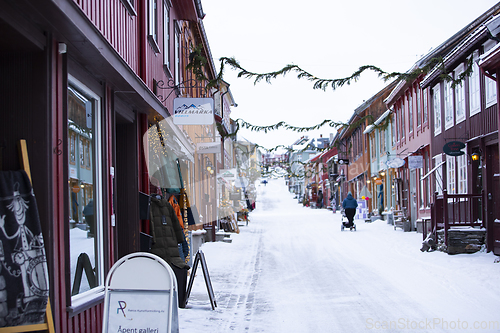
[179,179,500,332]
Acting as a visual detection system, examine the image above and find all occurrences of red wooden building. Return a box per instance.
[420,6,500,253]
[0,0,221,331]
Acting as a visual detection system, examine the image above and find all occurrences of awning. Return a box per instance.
[363,124,375,134]
[374,110,391,125]
[420,161,445,181]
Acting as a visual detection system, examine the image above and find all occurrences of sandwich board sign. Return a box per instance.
[102,252,179,333]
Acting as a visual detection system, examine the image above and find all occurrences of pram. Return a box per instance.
[340,208,356,231]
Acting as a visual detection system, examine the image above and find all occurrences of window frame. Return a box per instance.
[433,84,442,136]
[454,64,466,124]
[444,78,454,130]
[67,75,105,310]
[408,91,413,134]
[148,0,161,53]
[457,149,467,195]
[469,51,481,116]
[174,23,181,85]
[484,40,498,108]
[422,87,429,126]
[416,85,422,128]
[120,0,137,16]
[446,154,456,194]
[433,154,443,195]
[163,1,170,68]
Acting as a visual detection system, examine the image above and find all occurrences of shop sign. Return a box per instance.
[196,142,220,154]
[218,168,236,182]
[408,155,423,170]
[173,97,214,125]
[386,158,405,168]
[375,178,383,185]
[443,141,465,156]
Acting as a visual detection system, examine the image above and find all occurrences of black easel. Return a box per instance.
[185,250,216,310]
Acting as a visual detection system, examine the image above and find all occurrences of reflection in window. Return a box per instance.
[68,82,102,298]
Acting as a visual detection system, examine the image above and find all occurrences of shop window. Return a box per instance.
[67,77,104,306]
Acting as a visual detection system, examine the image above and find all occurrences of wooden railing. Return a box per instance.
[431,190,485,247]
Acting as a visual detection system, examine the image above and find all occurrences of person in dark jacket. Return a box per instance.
[316,190,324,209]
[149,195,190,308]
[83,199,94,236]
[342,192,358,228]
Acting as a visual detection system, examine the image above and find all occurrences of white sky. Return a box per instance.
[201,0,500,151]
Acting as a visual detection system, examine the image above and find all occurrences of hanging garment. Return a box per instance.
[149,196,189,270]
[168,195,183,229]
[0,170,49,327]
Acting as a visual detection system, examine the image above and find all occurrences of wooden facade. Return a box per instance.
[0,0,225,332]
[420,9,500,253]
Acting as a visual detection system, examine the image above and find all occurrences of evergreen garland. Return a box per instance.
[186,48,473,155]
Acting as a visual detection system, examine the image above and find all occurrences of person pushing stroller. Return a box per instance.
[342,192,358,230]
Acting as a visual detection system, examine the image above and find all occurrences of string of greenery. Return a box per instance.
[185,45,473,154]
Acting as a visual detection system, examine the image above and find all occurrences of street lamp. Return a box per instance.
[471,152,480,161]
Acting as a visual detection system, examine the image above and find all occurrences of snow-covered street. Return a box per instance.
[179,178,500,332]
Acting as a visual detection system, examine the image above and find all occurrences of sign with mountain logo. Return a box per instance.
[173,98,214,125]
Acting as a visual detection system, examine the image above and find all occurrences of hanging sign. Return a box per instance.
[443,141,465,156]
[218,168,236,182]
[408,155,424,169]
[173,98,214,125]
[386,157,405,168]
[196,142,220,154]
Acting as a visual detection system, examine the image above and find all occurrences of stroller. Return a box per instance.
[340,208,356,231]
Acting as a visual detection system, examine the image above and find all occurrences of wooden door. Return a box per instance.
[486,144,500,254]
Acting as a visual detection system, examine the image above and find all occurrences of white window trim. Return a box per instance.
[444,79,454,130]
[455,64,466,124]
[484,40,498,108]
[174,24,180,86]
[446,154,456,195]
[423,87,429,124]
[163,2,170,67]
[469,51,481,116]
[68,74,105,304]
[408,93,413,133]
[433,84,442,136]
[457,147,467,195]
[433,154,443,195]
